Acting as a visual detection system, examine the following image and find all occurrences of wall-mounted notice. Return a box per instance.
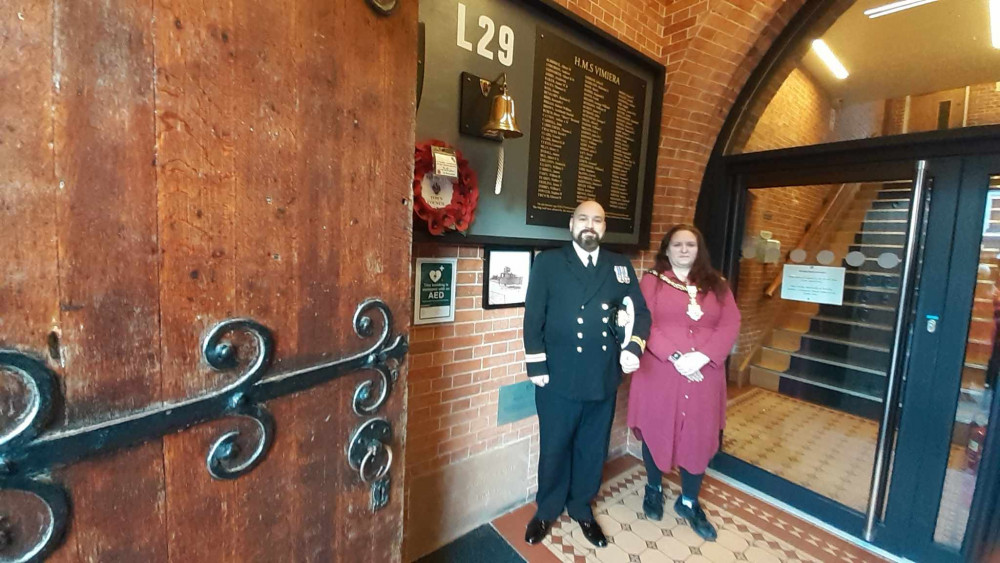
[414,258,458,325]
[526,28,645,233]
[780,264,846,306]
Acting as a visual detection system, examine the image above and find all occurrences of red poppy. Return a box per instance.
[412,140,479,236]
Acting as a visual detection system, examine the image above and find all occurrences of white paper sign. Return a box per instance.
[781,265,845,306]
[431,146,459,178]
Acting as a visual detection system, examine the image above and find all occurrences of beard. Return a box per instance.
[574,228,602,252]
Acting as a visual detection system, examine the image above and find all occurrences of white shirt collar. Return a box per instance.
[572,241,600,267]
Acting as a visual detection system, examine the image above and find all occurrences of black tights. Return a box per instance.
[642,441,704,500]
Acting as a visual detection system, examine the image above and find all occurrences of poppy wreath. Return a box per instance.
[412,140,479,235]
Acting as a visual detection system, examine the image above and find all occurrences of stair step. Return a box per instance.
[818,301,897,325]
[809,316,895,346]
[845,271,900,290]
[799,332,890,353]
[875,189,913,200]
[761,346,887,376]
[749,365,884,420]
[848,231,907,245]
[843,286,899,307]
[796,335,891,370]
[870,199,911,209]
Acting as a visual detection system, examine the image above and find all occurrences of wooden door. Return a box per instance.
[0,0,415,561]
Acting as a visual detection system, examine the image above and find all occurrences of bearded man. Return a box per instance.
[522,200,651,547]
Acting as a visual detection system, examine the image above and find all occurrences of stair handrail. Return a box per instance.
[735,182,860,378]
[764,182,860,297]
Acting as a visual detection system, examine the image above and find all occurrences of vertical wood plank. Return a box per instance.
[152,1,240,560]
[0,2,59,354]
[289,0,416,560]
[227,0,303,559]
[51,0,167,560]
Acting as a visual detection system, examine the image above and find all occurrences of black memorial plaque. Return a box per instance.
[526,28,646,233]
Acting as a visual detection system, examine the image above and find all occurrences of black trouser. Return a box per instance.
[642,441,703,500]
[534,388,616,521]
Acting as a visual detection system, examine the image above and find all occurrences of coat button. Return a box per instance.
[577,318,584,324]
[602,331,607,337]
[581,305,585,310]
[602,303,609,310]
[577,332,583,339]
[577,346,583,353]
[602,317,608,323]
[602,345,607,351]
[684,394,689,399]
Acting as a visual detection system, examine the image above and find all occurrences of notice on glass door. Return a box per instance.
[781,265,846,306]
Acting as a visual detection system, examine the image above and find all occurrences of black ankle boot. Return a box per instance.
[643,484,664,521]
[674,497,717,541]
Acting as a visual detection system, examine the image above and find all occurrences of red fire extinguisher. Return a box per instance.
[967,416,988,472]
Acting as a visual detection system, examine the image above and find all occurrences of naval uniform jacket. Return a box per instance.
[523,244,651,402]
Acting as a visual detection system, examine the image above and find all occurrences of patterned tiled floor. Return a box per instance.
[493,457,889,563]
[724,388,878,512]
[725,387,974,549]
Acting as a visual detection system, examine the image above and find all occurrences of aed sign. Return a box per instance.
[414,258,458,325]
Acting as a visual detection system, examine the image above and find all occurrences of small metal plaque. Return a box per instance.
[497,380,537,426]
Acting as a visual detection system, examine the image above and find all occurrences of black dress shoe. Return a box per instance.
[524,518,552,544]
[577,519,608,547]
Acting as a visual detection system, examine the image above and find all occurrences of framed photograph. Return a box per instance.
[414,257,457,325]
[483,247,533,309]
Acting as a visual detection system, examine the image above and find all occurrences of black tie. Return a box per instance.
[586,255,595,272]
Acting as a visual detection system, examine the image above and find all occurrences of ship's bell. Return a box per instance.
[482,82,523,140]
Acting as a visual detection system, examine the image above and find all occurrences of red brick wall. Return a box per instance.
[403,0,809,559]
[734,185,834,369]
[741,67,831,153]
[731,66,834,368]
[968,82,1000,127]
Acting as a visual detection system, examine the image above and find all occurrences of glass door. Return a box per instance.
[714,155,1000,560]
[882,156,1000,562]
[714,158,934,535]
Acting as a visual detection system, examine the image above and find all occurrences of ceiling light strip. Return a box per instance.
[864,0,939,19]
[991,0,1000,49]
[811,39,849,80]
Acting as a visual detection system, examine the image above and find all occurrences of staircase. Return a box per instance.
[749,182,910,420]
[749,183,999,422]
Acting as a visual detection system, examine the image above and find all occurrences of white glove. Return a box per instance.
[529,375,550,387]
[675,351,710,377]
[620,351,640,374]
[682,369,704,383]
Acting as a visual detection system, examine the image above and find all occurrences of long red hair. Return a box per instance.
[653,225,727,297]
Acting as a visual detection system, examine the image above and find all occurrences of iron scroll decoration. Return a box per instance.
[0,298,406,562]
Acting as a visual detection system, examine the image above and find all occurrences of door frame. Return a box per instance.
[885,154,1000,562]
[700,139,1000,562]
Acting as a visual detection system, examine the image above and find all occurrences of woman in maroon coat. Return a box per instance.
[627,225,741,541]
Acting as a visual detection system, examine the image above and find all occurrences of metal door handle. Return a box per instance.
[347,418,394,510]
